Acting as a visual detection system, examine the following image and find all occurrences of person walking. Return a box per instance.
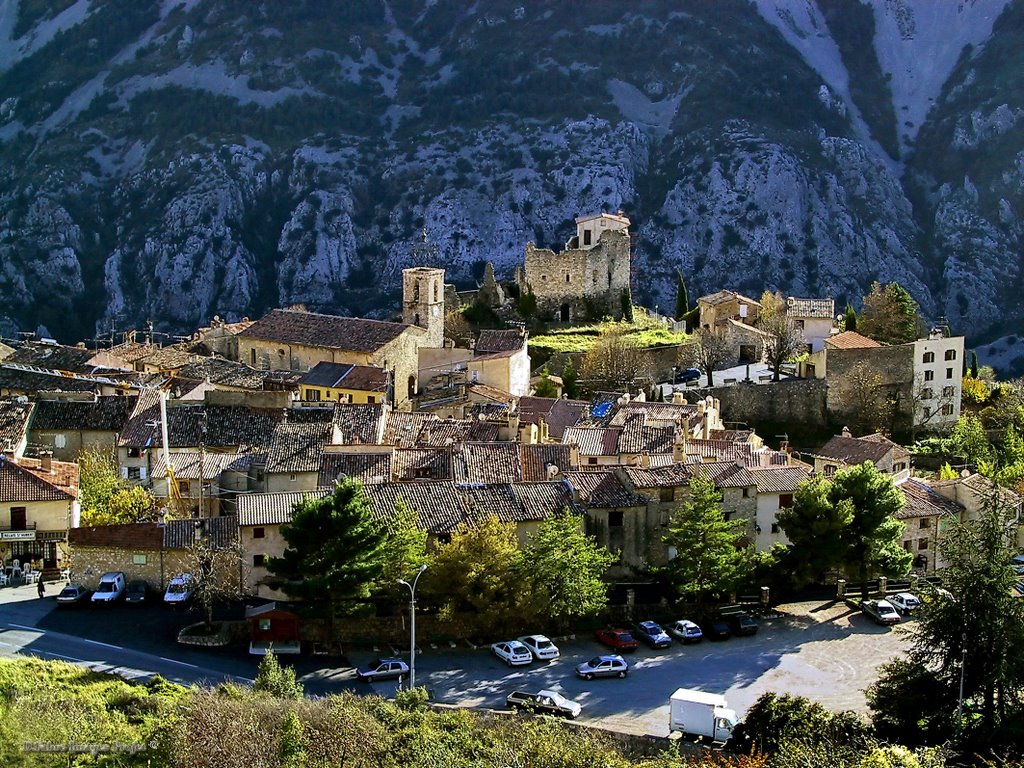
[37,576,45,598]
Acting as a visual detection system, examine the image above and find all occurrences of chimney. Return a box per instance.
[841,426,852,438]
[545,462,561,481]
[40,451,52,472]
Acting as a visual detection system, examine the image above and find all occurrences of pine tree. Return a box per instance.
[254,650,304,699]
[674,269,689,321]
[844,304,857,332]
[970,350,979,378]
[561,358,578,400]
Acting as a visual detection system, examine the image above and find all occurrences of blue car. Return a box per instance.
[677,367,702,383]
[633,620,672,649]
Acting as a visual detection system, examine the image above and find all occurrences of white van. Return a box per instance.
[163,573,195,606]
[91,572,126,603]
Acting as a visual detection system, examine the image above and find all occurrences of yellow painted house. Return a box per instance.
[298,362,389,404]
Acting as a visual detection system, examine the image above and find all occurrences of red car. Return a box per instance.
[594,628,638,652]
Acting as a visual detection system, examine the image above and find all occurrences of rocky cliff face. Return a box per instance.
[0,0,1021,368]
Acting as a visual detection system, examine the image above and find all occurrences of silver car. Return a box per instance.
[575,654,628,680]
[517,634,560,661]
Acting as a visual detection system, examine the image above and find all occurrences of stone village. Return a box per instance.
[0,212,999,642]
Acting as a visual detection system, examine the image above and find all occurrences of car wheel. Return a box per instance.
[617,670,626,678]
[585,673,594,681]
[506,658,513,667]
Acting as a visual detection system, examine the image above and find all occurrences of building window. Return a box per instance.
[921,388,934,400]
[608,511,623,527]
[824,464,837,477]
[127,466,141,480]
[588,457,598,465]
[742,487,750,498]
[945,349,957,361]
[132,554,147,565]
[289,473,296,482]
[253,554,266,567]
[251,349,257,366]
[178,480,189,495]
[923,406,932,418]
[894,462,907,473]
[583,229,592,246]
[946,367,954,379]
[565,273,571,283]
[10,507,26,530]
[794,319,804,330]
[308,389,321,402]
[779,494,793,508]
[918,539,928,551]
[128,447,143,458]
[771,523,780,534]
[919,518,931,530]
[540,274,547,282]
[659,488,673,503]
[253,527,265,539]
[922,351,935,363]
[942,404,955,416]
[367,396,376,404]
[54,434,67,449]
[924,370,934,381]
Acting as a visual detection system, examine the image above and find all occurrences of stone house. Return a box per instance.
[563,470,653,574]
[516,396,589,442]
[896,479,963,572]
[28,394,137,461]
[236,268,444,409]
[696,290,766,364]
[810,429,911,482]
[518,212,632,322]
[0,453,79,572]
[930,473,1024,550]
[749,465,813,552]
[785,297,835,353]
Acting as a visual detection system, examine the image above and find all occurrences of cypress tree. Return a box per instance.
[844,304,857,332]
[970,350,979,378]
[675,269,689,320]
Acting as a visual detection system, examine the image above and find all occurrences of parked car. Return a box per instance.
[700,618,732,641]
[356,658,409,682]
[124,580,149,604]
[725,613,758,636]
[594,628,638,652]
[517,634,560,661]
[677,367,702,383]
[575,655,629,680]
[90,572,126,603]
[861,599,901,626]
[163,573,195,606]
[506,689,582,718]
[491,640,534,666]
[633,620,672,649]
[55,584,90,606]
[666,619,703,643]
[888,592,920,614]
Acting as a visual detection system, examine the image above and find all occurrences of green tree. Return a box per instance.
[517,289,537,319]
[425,515,526,634]
[857,282,927,345]
[532,365,559,398]
[899,487,1024,747]
[578,325,652,394]
[185,522,246,629]
[561,357,578,400]
[945,414,994,464]
[674,269,689,321]
[619,288,634,322]
[844,303,857,332]
[375,500,428,602]
[523,513,616,628]
[732,692,871,757]
[78,449,158,526]
[970,350,979,378]
[278,710,307,768]
[661,477,753,613]
[832,462,912,598]
[269,479,387,633]
[866,658,953,748]
[776,475,853,587]
[253,650,304,699]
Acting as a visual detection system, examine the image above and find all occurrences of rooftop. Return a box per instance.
[299,362,388,391]
[786,297,835,319]
[825,331,883,350]
[239,309,413,353]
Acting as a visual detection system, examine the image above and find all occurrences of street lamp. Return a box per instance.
[398,564,428,689]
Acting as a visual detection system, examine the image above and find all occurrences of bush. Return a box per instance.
[253,651,304,699]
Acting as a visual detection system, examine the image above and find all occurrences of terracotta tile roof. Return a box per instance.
[749,466,811,494]
[608,401,699,428]
[521,444,575,481]
[333,403,385,445]
[683,439,753,462]
[708,429,755,442]
[299,362,388,391]
[466,383,517,404]
[742,450,796,468]
[30,396,136,433]
[366,481,468,534]
[237,490,328,526]
[266,423,332,473]
[517,397,589,439]
[162,515,238,549]
[0,457,74,502]
[825,331,883,349]
[393,448,451,481]
[814,435,896,466]
[563,426,620,456]
[454,442,523,484]
[625,464,693,489]
[239,309,412,353]
[69,522,164,549]
[698,290,761,307]
[618,415,675,454]
[897,479,964,520]
[475,329,526,354]
[688,461,759,488]
[0,366,102,394]
[6,342,98,373]
[382,412,437,447]
[318,452,393,486]
[463,482,581,524]
[786,297,835,319]
[417,418,500,446]
[175,358,274,390]
[563,470,649,508]
[150,451,253,481]
[119,400,284,450]
[0,398,34,451]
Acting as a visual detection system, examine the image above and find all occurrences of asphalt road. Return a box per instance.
[1,584,911,737]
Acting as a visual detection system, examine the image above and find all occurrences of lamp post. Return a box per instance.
[398,564,427,689]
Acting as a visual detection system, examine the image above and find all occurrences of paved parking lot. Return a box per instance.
[2,584,911,737]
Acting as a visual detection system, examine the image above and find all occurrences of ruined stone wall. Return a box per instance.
[686,379,829,430]
[826,345,914,425]
[520,230,631,321]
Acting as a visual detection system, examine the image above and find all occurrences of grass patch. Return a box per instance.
[530,316,691,355]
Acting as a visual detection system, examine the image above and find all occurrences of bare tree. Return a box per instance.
[185,523,247,629]
[839,362,895,435]
[578,326,653,394]
[686,328,732,387]
[901,372,958,440]
[758,291,806,381]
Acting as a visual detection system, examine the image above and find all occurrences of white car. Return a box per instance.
[666,619,704,643]
[516,634,560,661]
[91,572,126,603]
[491,640,533,666]
[163,573,195,605]
[889,592,921,614]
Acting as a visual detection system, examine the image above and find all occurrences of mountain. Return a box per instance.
[0,0,1021,368]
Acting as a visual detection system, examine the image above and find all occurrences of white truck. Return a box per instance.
[669,688,738,742]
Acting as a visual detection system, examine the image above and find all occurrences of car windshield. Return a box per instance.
[128,583,144,592]
[98,583,115,592]
[168,583,189,593]
[59,588,76,597]
[618,633,634,641]
[535,639,552,648]
[587,657,603,666]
